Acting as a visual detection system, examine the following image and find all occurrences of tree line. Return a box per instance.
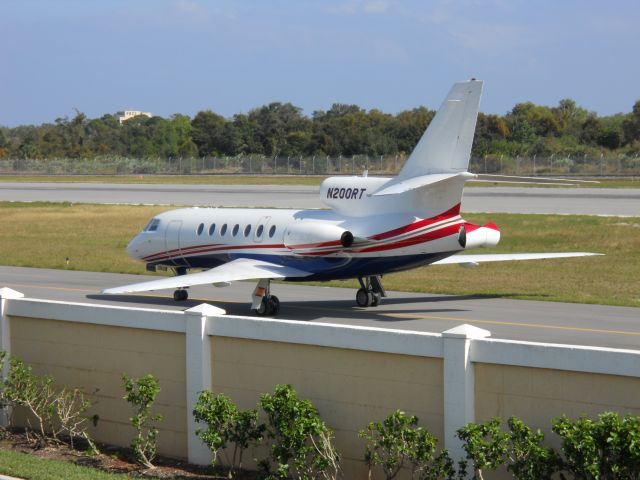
[1,98,639,161]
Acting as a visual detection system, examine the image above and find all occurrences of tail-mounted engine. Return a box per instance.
[284,221,355,254]
[458,222,500,249]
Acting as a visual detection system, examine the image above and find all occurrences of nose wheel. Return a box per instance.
[173,289,188,301]
[356,276,386,307]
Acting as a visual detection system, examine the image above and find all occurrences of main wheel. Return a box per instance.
[267,295,280,316]
[173,289,188,301]
[356,288,372,307]
[371,292,381,307]
[256,297,268,316]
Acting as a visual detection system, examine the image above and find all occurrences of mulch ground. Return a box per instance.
[0,429,260,479]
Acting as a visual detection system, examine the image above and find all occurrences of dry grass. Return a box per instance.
[0,202,166,274]
[0,203,637,307]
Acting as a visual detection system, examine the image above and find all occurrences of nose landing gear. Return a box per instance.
[356,275,386,307]
[173,289,188,301]
[252,279,280,316]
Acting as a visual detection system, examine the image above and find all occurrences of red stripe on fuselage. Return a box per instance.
[144,243,286,262]
[368,203,461,241]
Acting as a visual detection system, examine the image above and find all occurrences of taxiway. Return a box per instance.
[1,266,638,351]
[0,182,638,216]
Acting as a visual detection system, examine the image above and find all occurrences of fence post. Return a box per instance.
[533,154,536,176]
[312,156,315,174]
[0,287,25,427]
[442,324,491,468]
[184,303,226,465]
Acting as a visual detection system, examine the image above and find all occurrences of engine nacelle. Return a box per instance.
[458,223,500,249]
[284,221,354,252]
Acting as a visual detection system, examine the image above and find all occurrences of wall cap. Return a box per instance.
[0,288,24,300]
[184,303,226,316]
[442,324,491,339]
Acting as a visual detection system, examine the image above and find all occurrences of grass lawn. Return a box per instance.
[0,449,133,480]
[0,202,637,307]
[0,174,638,188]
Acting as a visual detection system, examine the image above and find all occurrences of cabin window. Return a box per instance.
[209,223,216,236]
[244,225,251,237]
[145,218,160,232]
[256,225,264,238]
[220,224,228,236]
[269,225,277,238]
[196,223,204,236]
[232,224,239,236]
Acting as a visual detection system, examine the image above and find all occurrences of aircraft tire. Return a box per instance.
[356,288,372,307]
[256,297,268,316]
[371,292,381,307]
[267,295,280,316]
[173,289,188,301]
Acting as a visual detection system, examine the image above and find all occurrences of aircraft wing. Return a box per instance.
[432,252,603,266]
[102,258,312,295]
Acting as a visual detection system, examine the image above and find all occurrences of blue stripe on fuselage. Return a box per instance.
[152,252,456,281]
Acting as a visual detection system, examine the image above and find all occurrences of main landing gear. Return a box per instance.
[356,275,387,307]
[252,279,280,316]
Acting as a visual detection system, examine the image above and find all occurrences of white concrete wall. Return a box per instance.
[2,289,640,475]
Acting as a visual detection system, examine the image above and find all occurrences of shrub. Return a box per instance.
[0,353,96,451]
[193,391,265,478]
[360,409,455,480]
[258,384,340,480]
[553,412,640,479]
[122,374,163,468]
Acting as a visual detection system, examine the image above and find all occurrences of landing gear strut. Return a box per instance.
[252,279,280,316]
[173,289,188,301]
[356,275,386,307]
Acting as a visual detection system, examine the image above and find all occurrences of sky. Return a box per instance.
[1,0,639,126]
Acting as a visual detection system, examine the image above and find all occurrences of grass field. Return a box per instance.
[0,449,134,480]
[0,174,638,188]
[0,202,637,307]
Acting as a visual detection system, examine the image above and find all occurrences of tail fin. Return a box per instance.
[396,80,483,180]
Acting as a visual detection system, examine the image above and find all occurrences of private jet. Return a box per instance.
[103,80,599,315]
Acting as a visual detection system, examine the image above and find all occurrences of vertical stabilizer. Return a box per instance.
[396,80,483,180]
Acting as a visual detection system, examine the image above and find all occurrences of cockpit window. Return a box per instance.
[145,218,161,232]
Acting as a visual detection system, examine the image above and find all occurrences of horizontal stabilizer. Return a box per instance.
[472,174,600,186]
[432,252,603,266]
[102,258,311,295]
[372,172,473,196]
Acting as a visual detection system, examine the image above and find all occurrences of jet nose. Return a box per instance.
[126,236,142,259]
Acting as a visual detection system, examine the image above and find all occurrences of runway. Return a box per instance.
[2,266,639,351]
[0,182,638,216]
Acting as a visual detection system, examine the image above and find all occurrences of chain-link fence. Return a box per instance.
[1,154,639,176]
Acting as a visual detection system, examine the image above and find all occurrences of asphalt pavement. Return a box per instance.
[0,182,638,216]
[2,266,639,351]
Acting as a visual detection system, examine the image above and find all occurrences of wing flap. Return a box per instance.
[102,258,311,295]
[432,252,603,265]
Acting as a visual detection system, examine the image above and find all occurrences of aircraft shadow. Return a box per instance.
[85,293,510,323]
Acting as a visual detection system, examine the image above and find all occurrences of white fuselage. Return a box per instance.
[126,200,471,281]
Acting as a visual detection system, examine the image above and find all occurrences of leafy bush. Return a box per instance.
[122,374,163,468]
[553,412,640,479]
[359,409,455,480]
[258,384,340,480]
[193,391,264,478]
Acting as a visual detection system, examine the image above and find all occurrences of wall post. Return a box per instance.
[184,303,225,465]
[442,324,491,467]
[0,287,24,427]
